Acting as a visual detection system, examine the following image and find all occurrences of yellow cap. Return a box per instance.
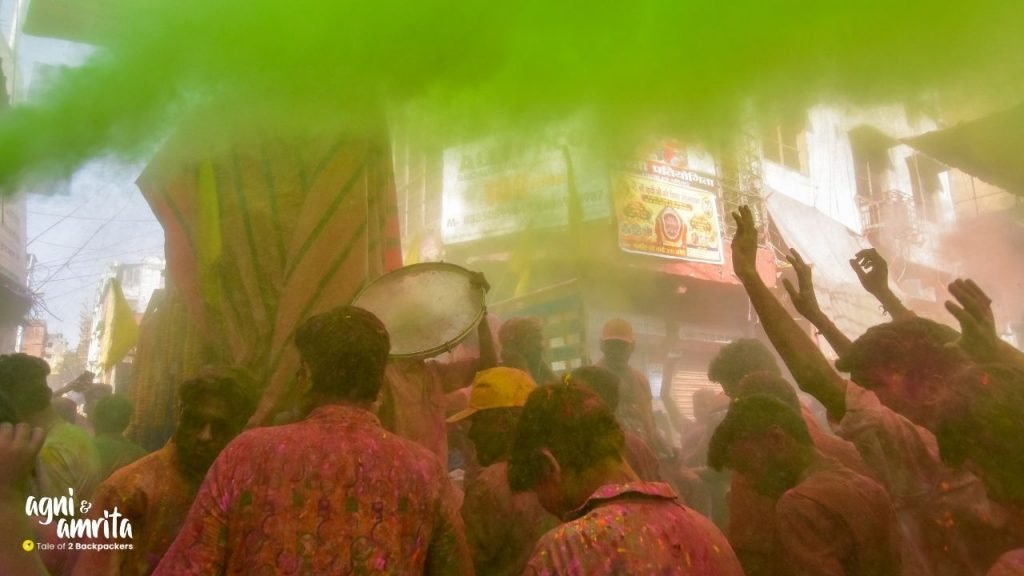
[446,367,537,423]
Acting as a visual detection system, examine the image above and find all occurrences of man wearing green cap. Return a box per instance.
[448,367,559,576]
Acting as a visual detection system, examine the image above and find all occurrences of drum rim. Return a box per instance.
[353,261,486,359]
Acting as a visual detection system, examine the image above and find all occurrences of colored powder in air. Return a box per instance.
[3,0,1024,188]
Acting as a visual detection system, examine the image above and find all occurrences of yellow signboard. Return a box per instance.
[612,170,723,263]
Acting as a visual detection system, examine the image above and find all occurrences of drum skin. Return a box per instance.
[352,262,486,358]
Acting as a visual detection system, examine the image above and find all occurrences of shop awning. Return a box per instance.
[904,103,1024,197]
[765,192,889,342]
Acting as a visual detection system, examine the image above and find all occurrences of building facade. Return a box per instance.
[84,258,165,390]
[392,102,1018,430]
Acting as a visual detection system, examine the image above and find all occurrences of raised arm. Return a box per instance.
[946,278,1024,368]
[731,206,847,420]
[850,249,916,321]
[476,311,498,371]
[0,423,49,576]
[782,249,853,356]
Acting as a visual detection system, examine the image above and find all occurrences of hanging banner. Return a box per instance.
[612,167,724,263]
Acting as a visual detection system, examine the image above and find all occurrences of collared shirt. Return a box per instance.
[837,381,1019,575]
[775,460,902,576]
[525,481,743,576]
[461,461,559,576]
[381,358,478,465]
[729,407,875,573]
[153,404,472,576]
[71,442,198,576]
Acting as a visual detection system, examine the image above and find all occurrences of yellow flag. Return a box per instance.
[100,279,140,369]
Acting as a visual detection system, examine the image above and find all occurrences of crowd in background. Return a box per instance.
[0,205,1022,575]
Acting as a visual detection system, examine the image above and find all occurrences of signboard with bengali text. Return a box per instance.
[612,165,723,264]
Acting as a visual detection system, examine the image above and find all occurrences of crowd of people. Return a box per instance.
[0,204,1022,575]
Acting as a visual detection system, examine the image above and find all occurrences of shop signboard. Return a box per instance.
[612,161,724,264]
[442,133,609,244]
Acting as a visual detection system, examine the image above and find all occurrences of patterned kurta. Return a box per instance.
[525,482,743,575]
[71,442,200,576]
[153,404,472,576]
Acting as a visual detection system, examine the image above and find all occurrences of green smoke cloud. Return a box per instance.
[3,0,1024,188]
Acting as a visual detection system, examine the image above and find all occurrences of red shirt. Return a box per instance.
[71,443,198,576]
[525,482,743,576]
[775,460,902,576]
[728,407,875,573]
[838,382,1018,575]
[461,461,559,576]
[153,404,472,575]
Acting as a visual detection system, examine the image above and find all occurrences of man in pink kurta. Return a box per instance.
[153,306,471,576]
[508,383,743,576]
[525,481,741,575]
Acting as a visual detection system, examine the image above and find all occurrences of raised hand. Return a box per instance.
[470,271,491,294]
[731,205,759,281]
[849,248,892,298]
[0,423,45,495]
[945,278,1000,361]
[783,249,823,322]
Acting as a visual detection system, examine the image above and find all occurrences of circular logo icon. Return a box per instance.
[22,540,35,552]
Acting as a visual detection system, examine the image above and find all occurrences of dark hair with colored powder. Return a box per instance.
[93,394,136,435]
[835,317,963,392]
[0,353,52,419]
[708,394,811,472]
[708,339,781,395]
[733,371,800,411]
[508,383,625,491]
[294,305,391,404]
[569,365,621,411]
[179,365,259,425]
[498,317,543,351]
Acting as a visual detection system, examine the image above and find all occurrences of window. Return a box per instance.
[849,126,895,236]
[907,154,945,223]
[762,117,806,172]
